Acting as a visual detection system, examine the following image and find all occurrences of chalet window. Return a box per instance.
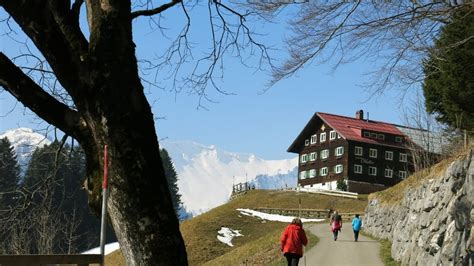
[385,151,393,161]
[320,167,328,176]
[369,148,378,158]
[320,132,327,142]
[337,133,342,139]
[329,130,337,140]
[395,136,403,143]
[385,168,393,178]
[305,139,310,146]
[354,146,363,156]
[320,149,329,159]
[334,164,343,174]
[310,152,317,161]
[377,134,385,140]
[335,146,344,157]
[369,166,377,176]
[309,169,316,178]
[300,154,308,163]
[354,164,363,174]
[310,134,317,144]
[370,132,378,138]
[363,131,370,137]
[399,170,407,179]
[399,153,408,162]
[299,171,306,179]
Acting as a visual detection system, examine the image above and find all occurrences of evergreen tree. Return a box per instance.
[423,7,474,130]
[20,141,115,253]
[160,149,182,218]
[0,137,20,208]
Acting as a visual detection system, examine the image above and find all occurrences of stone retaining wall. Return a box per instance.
[364,150,473,265]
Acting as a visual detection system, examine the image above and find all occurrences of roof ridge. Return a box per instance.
[316,111,396,126]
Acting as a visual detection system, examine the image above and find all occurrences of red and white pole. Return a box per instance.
[100,145,109,265]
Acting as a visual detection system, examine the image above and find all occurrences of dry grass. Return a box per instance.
[369,147,471,205]
[105,189,367,265]
[204,227,319,266]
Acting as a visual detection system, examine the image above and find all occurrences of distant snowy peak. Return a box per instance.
[161,139,298,215]
[0,128,51,169]
[160,140,258,171]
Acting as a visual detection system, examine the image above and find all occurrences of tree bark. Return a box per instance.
[0,0,188,264]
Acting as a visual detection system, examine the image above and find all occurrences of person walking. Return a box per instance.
[330,211,342,241]
[280,217,308,266]
[352,214,362,242]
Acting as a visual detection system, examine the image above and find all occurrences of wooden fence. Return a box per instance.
[254,207,331,219]
[254,207,363,220]
[0,254,102,266]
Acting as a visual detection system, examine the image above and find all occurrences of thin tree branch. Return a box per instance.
[131,0,181,19]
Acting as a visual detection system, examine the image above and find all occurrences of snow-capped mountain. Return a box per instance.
[0,128,298,216]
[160,140,298,215]
[0,128,51,171]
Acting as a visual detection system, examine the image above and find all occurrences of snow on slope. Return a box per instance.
[161,140,298,215]
[0,128,51,171]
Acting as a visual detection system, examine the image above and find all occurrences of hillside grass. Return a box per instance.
[105,189,367,265]
[361,231,400,266]
[182,189,367,265]
[369,148,470,205]
[204,227,319,265]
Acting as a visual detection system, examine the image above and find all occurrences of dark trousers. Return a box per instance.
[353,230,360,241]
[333,229,339,240]
[284,253,301,266]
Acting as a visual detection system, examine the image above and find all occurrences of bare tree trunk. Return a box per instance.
[79,80,187,264]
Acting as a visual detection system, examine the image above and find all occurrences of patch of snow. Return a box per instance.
[237,209,325,223]
[82,242,120,255]
[217,227,243,247]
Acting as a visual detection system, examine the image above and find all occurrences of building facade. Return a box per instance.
[288,110,422,194]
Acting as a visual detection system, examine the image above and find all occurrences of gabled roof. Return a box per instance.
[288,112,411,153]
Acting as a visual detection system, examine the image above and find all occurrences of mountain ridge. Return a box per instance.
[1,128,298,215]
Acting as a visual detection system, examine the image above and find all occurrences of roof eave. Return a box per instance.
[287,112,322,153]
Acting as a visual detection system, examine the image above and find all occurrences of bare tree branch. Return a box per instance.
[131,0,181,19]
[251,0,471,93]
[1,0,89,100]
[0,53,81,139]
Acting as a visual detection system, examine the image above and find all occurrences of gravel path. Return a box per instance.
[301,223,384,266]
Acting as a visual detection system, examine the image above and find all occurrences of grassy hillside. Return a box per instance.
[369,148,470,205]
[106,189,367,265]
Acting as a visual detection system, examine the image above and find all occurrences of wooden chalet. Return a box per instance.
[288,110,432,194]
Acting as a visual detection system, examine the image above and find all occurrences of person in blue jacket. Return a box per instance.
[352,214,362,242]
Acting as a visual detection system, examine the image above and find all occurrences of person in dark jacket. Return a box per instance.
[352,214,362,241]
[330,210,342,241]
[280,217,308,266]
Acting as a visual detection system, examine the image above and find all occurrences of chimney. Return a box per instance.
[355,110,364,120]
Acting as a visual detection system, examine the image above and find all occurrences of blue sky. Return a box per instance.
[0,3,419,160]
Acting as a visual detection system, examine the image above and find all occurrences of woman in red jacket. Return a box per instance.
[280,217,308,266]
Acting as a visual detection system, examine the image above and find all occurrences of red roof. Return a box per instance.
[318,112,404,146]
[288,112,409,153]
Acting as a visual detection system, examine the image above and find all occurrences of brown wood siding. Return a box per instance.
[297,123,349,187]
[347,141,414,187]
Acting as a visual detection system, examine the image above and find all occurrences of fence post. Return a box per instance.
[464,130,467,148]
[100,145,109,266]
